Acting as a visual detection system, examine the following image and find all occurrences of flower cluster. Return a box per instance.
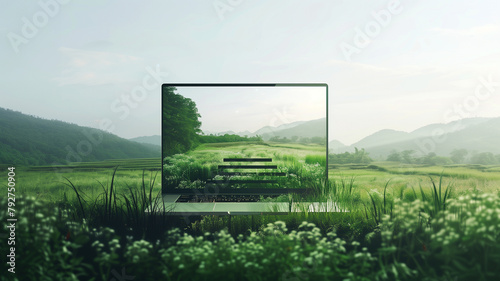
[125,239,153,263]
[158,221,381,280]
[428,193,500,251]
[90,227,121,265]
[376,192,500,279]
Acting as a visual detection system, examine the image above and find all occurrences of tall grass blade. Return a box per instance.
[63,177,86,220]
[108,166,119,222]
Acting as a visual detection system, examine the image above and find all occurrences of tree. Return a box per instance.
[387,150,402,162]
[470,152,497,165]
[162,87,201,156]
[311,136,326,145]
[419,152,452,165]
[353,147,371,163]
[269,136,281,142]
[450,149,468,164]
[401,150,415,164]
[329,148,372,164]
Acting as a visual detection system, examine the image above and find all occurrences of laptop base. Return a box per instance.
[145,196,348,215]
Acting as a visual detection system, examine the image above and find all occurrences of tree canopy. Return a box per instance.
[162,87,202,156]
[329,147,373,164]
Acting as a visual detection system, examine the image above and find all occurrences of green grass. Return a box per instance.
[3,149,500,280]
[329,161,500,199]
[25,157,161,171]
[163,142,327,190]
[9,158,162,203]
[305,154,327,166]
[3,185,500,280]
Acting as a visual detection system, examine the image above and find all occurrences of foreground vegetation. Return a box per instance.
[2,159,500,280]
[2,186,499,280]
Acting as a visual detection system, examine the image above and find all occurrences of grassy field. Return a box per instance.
[5,158,162,203]
[329,161,500,200]
[6,152,500,205]
[163,141,327,190]
[3,146,500,280]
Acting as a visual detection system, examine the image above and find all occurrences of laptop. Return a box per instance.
[160,83,333,215]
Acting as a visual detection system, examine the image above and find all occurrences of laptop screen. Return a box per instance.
[162,83,328,194]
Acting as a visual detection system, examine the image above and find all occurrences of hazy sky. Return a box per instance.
[176,86,326,133]
[2,0,500,145]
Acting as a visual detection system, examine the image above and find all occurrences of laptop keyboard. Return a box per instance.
[176,194,279,203]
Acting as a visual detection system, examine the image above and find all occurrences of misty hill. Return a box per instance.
[136,118,323,149]
[409,118,489,138]
[130,135,161,146]
[204,118,325,141]
[0,107,160,166]
[329,139,348,153]
[260,118,325,140]
[253,120,307,137]
[202,120,309,138]
[352,129,411,149]
[342,117,500,160]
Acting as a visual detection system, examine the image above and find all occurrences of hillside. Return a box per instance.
[260,118,326,140]
[204,118,325,140]
[134,118,324,149]
[329,139,348,153]
[343,117,500,160]
[351,129,411,149]
[130,135,161,146]
[0,107,160,166]
[253,120,308,137]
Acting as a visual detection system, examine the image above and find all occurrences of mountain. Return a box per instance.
[342,117,500,160]
[260,118,326,140]
[329,139,348,153]
[130,135,161,146]
[409,117,489,137]
[236,130,253,137]
[201,118,323,140]
[351,129,411,149]
[0,107,160,166]
[253,120,307,137]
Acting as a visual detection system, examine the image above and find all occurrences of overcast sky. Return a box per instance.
[176,86,326,133]
[2,0,500,145]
